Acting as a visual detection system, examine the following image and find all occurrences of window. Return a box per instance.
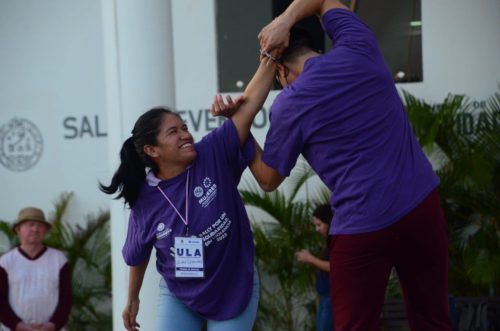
[355,0,423,83]
[216,0,422,92]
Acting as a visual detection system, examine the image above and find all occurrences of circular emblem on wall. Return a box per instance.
[193,186,204,198]
[0,118,43,172]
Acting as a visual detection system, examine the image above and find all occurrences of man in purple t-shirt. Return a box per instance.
[214,0,452,330]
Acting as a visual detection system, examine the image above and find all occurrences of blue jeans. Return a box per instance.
[156,269,260,331]
[317,294,333,331]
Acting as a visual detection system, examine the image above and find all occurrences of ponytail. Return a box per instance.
[99,137,146,207]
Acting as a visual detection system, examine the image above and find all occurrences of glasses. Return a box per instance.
[259,49,290,88]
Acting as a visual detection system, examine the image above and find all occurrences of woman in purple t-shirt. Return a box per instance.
[100,58,276,330]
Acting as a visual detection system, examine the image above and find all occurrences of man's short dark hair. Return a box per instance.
[281,26,318,64]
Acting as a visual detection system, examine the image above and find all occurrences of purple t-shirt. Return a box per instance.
[263,9,439,235]
[122,120,255,320]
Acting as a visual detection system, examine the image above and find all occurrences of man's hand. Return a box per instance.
[295,249,314,264]
[31,322,55,331]
[123,298,141,331]
[258,16,293,54]
[211,94,246,118]
[259,0,348,54]
[15,323,36,331]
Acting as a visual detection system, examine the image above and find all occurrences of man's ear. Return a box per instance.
[276,62,285,73]
[143,145,158,158]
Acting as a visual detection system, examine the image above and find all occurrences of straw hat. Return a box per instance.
[12,207,52,231]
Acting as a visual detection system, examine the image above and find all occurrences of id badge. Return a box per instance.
[174,237,204,278]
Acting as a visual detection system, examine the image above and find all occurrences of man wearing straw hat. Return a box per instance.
[0,207,72,331]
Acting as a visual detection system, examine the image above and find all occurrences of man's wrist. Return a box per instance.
[279,11,297,30]
[259,50,279,69]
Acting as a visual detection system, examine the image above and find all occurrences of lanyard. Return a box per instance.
[156,169,190,235]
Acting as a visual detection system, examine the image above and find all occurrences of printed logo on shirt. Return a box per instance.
[156,222,172,240]
[193,186,204,198]
[199,211,232,247]
[197,176,217,208]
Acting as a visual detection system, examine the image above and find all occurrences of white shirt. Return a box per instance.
[0,247,67,326]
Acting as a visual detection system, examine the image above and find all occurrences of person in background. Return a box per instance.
[0,207,72,331]
[295,204,334,331]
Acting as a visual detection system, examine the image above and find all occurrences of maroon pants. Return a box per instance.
[329,189,452,331]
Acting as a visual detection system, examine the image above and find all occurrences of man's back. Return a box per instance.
[263,9,439,234]
[257,3,452,330]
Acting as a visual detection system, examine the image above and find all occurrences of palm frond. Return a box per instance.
[240,166,324,330]
[287,162,315,202]
[405,88,500,295]
[0,221,17,254]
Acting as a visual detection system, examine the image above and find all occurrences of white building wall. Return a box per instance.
[0,0,107,225]
[101,1,176,330]
[401,0,500,102]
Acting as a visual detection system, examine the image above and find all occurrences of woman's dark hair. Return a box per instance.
[99,107,179,207]
[312,204,333,226]
[313,204,334,255]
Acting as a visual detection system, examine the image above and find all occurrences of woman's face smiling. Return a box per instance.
[144,113,197,178]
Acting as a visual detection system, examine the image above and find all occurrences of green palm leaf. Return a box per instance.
[404,88,500,295]
[240,167,328,331]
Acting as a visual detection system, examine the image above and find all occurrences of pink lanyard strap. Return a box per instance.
[156,169,190,234]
